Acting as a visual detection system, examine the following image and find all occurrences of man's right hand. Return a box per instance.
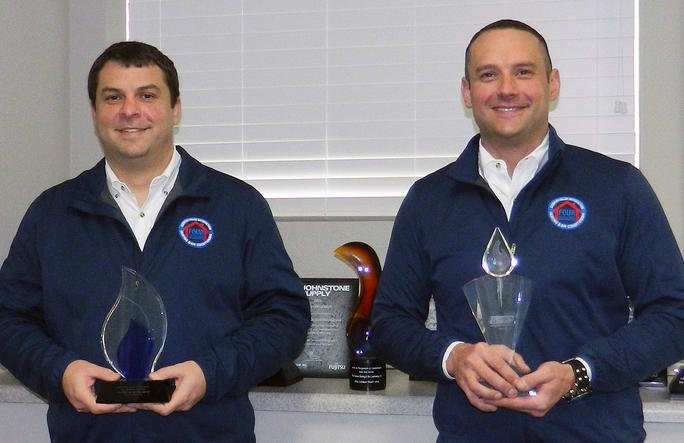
[446,342,530,412]
[62,360,136,414]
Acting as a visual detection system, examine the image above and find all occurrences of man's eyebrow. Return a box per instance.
[136,84,162,92]
[99,84,162,94]
[474,62,538,73]
[99,86,122,95]
[474,64,499,73]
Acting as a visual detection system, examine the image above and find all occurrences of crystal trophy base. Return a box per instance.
[349,356,386,391]
[96,379,174,404]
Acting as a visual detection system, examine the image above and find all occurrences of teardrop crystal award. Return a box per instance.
[96,267,174,403]
[462,228,534,396]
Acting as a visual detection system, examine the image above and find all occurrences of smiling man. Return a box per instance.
[461,24,559,175]
[371,20,684,442]
[92,60,180,192]
[0,41,310,442]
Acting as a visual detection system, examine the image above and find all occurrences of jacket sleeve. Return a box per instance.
[578,167,684,392]
[0,198,79,401]
[370,186,459,383]
[194,192,311,401]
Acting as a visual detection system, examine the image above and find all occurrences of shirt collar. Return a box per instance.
[105,147,182,199]
[478,132,550,178]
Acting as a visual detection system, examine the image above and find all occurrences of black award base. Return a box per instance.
[349,356,386,391]
[96,379,175,404]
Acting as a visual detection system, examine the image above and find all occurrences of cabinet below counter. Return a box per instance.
[2,369,684,442]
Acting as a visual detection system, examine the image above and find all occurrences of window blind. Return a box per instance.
[128,0,635,217]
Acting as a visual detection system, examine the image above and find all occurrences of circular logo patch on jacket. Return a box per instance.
[178,217,214,248]
[547,197,586,230]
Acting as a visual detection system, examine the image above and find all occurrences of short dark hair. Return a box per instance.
[464,19,552,81]
[87,41,180,108]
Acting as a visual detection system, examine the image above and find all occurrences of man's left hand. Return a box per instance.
[134,361,207,416]
[485,360,575,417]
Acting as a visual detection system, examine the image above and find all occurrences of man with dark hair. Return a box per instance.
[371,19,684,442]
[87,41,180,108]
[0,41,310,442]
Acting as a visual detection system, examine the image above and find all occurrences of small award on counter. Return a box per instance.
[334,242,386,391]
[461,228,534,396]
[97,267,174,403]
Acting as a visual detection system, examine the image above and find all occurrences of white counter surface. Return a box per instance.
[3,368,682,423]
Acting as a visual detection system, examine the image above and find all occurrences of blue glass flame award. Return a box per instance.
[462,228,534,396]
[96,267,174,403]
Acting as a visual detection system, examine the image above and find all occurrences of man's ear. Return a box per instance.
[549,68,560,102]
[172,98,182,125]
[461,77,473,108]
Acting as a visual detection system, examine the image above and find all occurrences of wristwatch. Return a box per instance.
[561,358,592,401]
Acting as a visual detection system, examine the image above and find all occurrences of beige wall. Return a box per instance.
[0,0,69,256]
[639,1,684,252]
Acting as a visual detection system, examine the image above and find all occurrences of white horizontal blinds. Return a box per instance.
[542,0,635,164]
[127,0,635,217]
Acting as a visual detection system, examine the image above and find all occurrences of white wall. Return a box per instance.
[639,1,684,249]
[0,0,70,256]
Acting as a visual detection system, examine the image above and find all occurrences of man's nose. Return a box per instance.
[497,74,518,97]
[119,97,140,117]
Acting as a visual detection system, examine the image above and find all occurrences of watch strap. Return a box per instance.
[561,358,592,401]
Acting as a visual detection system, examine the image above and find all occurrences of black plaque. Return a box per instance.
[294,278,358,378]
[97,380,174,404]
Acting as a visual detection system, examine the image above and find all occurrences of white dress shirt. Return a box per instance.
[478,134,549,220]
[105,148,181,250]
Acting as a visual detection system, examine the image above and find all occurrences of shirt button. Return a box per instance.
[139,212,145,218]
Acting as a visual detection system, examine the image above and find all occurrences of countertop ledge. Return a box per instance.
[2,369,683,422]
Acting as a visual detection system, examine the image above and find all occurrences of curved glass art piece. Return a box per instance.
[334,241,386,390]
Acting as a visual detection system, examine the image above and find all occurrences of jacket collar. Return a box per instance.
[69,146,209,216]
[446,124,566,185]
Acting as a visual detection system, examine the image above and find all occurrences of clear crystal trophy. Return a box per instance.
[462,228,534,396]
[97,267,174,403]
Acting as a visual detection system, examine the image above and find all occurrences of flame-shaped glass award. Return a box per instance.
[96,267,174,403]
[334,242,386,391]
[462,228,534,396]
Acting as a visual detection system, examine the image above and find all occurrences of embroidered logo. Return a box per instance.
[178,217,214,248]
[548,197,587,230]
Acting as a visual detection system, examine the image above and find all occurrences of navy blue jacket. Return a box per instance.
[371,127,684,442]
[0,147,311,442]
